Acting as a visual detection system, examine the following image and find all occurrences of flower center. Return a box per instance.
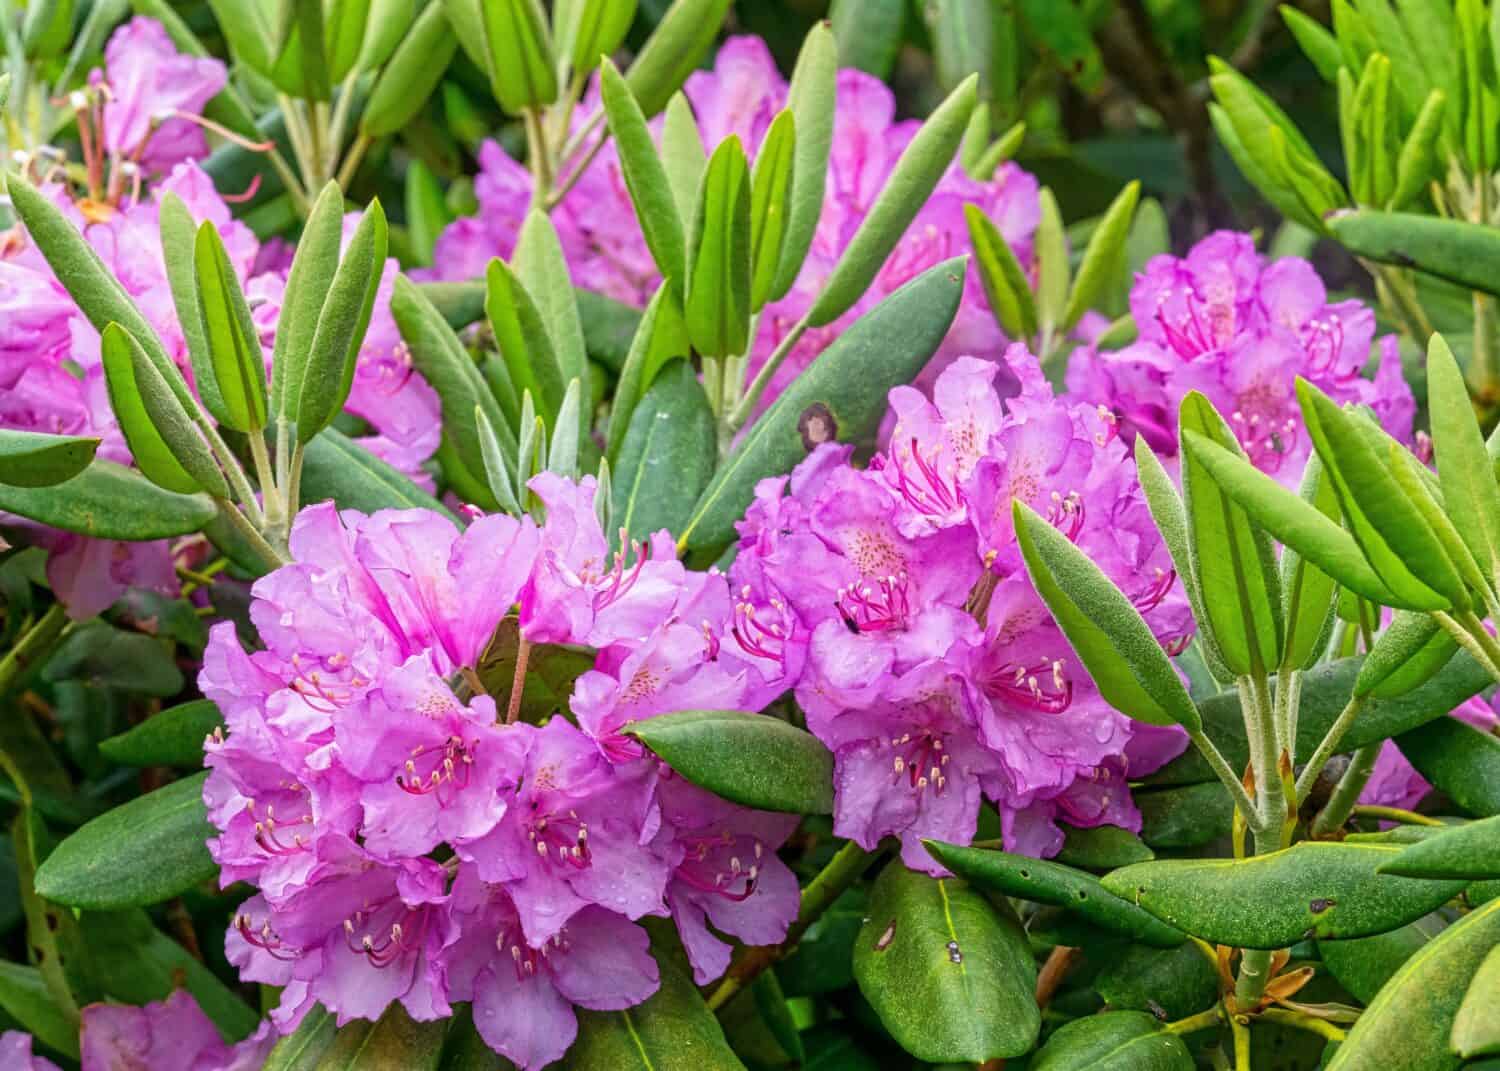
[675,830,764,902]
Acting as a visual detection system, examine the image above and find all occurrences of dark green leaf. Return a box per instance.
[485,257,566,425]
[309,1003,446,1069]
[749,110,795,313]
[0,457,215,540]
[1137,782,1234,849]
[923,841,1185,948]
[272,183,345,434]
[1395,716,1500,817]
[627,710,833,815]
[1030,1010,1193,1070]
[1379,815,1500,880]
[1056,824,1155,870]
[560,957,744,1069]
[601,58,688,293]
[0,961,78,1059]
[98,700,224,768]
[0,429,98,488]
[680,257,965,551]
[43,622,183,696]
[770,21,836,303]
[1453,945,1500,1058]
[1094,944,1218,1022]
[852,864,1039,1063]
[611,359,715,543]
[300,428,456,518]
[34,773,215,909]
[1102,843,1466,948]
[263,1005,340,1070]
[1319,915,1446,1004]
[685,136,752,358]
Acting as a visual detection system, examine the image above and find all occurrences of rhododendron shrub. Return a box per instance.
[4,4,1500,1070]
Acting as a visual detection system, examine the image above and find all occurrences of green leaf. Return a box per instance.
[1453,945,1500,1058]
[300,428,457,519]
[852,864,1039,1062]
[0,456,216,540]
[621,0,732,118]
[1033,187,1069,332]
[1379,815,1500,880]
[325,0,372,82]
[685,136,752,357]
[829,0,904,78]
[0,960,78,1059]
[43,621,183,695]
[1394,715,1500,817]
[1298,377,1464,608]
[661,92,707,228]
[193,222,269,432]
[749,110,796,313]
[98,700,224,769]
[308,1003,446,1069]
[34,773,215,909]
[101,322,227,497]
[479,0,557,113]
[923,841,1186,948]
[1429,333,1500,583]
[1137,782,1234,849]
[1282,4,1345,81]
[807,74,978,326]
[514,210,589,435]
[485,257,566,427]
[0,429,98,487]
[605,284,688,463]
[1056,824,1155,870]
[770,22,837,303]
[1277,455,1341,671]
[361,1,458,137]
[393,273,515,501]
[263,1005,340,1070]
[1061,180,1139,334]
[1329,209,1500,299]
[611,359,715,543]
[680,257,965,551]
[1014,500,1203,731]
[1178,393,1283,676]
[1319,915,1446,1004]
[1359,613,1460,704]
[1390,89,1447,209]
[564,0,636,78]
[1030,1011,1193,1071]
[299,201,388,443]
[561,957,744,1069]
[436,1005,507,1070]
[404,159,450,266]
[626,711,833,815]
[1093,944,1218,1022]
[718,970,803,1068]
[1326,897,1500,1070]
[1101,843,1466,949]
[272,182,345,433]
[965,202,1037,341]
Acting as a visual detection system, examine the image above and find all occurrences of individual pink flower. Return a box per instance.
[97,17,227,174]
[1359,695,1499,812]
[0,1032,61,1071]
[79,990,273,1071]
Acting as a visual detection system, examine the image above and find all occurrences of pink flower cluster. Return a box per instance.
[428,36,1039,412]
[199,476,800,1070]
[1067,231,1415,482]
[0,17,440,617]
[727,346,1193,871]
[1359,695,1499,812]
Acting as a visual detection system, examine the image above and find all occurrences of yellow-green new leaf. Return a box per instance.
[1061,180,1139,333]
[966,203,1036,341]
[514,210,589,439]
[193,223,268,432]
[600,58,688,293]
[685,136,752,358]
[749,110,796,312]
[1014,500,1202,732]
[100,324,209,496]
[1278,455,1341,671]
[485,257,566,422]
[661,92,706,227]
[360,2,457,137]
[565,0,636,77]
[1355,610,1458,699]
[479,0,557,114]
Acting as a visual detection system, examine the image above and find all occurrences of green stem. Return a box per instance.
[1434,611,1500,681]
[278,94,317,190]
[729,315,810,431]
[1310,741,1380,837]
[707,841,879,1011]
[1188,729,1258,827]
[1368,261,1433,342]
[524,109,554,208]
[1293,695,1365,803]
[1351,804,1444,827]
[0,603,68,696]
[215,499,289,571]
[1257,1008,1348,1043]
[1244,674,1286,838]
[1166,1007,1223,1036]
[335,132,372,190]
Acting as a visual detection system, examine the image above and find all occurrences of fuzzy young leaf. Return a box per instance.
[622,0,732,117]
[807,74,978,326]
[271,182,344,431]
[770,21,837,302]
[1014,500,1202,731]
[611,358,715,543]
[661,92,707,227]
[1178,392,1283,676]
[600,58,689,293]
[1278,456,1343,671]
[193,223,268,432]
[1355,609,1458,698]
[1390,89,1446,209]
[1033,187,1069,332]
[565,0,636,77]
[965,203,1037,341]
[479,0,557,114]
[360,2,457,137]
[685,136,752,357]
[749,110,796,312]
[515,210,590,438]
[1060,180,1139,333]
[485,257,566,424]
[1429,333,1500,584]
[0,429,98,488]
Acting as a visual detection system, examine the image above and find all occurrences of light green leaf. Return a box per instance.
[515,210,590,438]
[0,429,98,488]
[1380,814,1500,880]
[1452,945,1500,1058]
[605,283,689,463]
[685,136,752,358]
[1033,187,1069,332]
[749,110,796,313]
[1429,333,1500,584]
[661,92,706,238]
[564,0,636,77]
[770,21,837,302]
[621,0,732,118]
[485,257,566,426]
[271,182,345,431]
[193,222,269,432]
[360,2,457,137]
[479,0,557,114]
[965,202,1036,341]
[1061,180,1139,333]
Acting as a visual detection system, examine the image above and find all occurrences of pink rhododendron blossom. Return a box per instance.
[79,990,274,1071]
[0,1032,61,1071]
[1066,231,1416,483]
[96,16,227,174]
[1359,695,1499,812]
[201,480,801,1069]
[730,347,1192,870]
[426,36,1039,414]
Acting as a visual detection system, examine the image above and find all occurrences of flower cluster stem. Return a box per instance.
[1309,741,1381,837]
[0,603,69,696]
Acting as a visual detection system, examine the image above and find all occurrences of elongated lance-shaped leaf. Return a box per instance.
[485,256,566,425]
[807,73,978,326]
[606,283,688,463]
[1279,455,1340,671]
[0,430,98,488]
[1328,209,1500,299]
[965,202,1036,341]
[770,20,836,302]
[685,136,752,357]
[99,324,208,495]
[661,92,706,227]
[749,110,796,313]
[324,0,371,82]
[1133,435,1232,682]
[622,0,732,117]
[192,223,268,432]
[1060,180,1139,333]
[594,456,614,532]
[1429,332,1500,587]
[1179,428,1410,608]
[1390,88,1446,208]
[479,0,558,114]
[360,1,457,137]
[476,406,521,514]
[0,456,216,540]
[1389,440,1492,599]
[1033,188,1068,333]
[514,210,589,441]
[1298,377,1465,608]
[298,201,387,443]
[547,379,583,478]
[1356,610,1458,699]
[271,182,344,428]
[600,58,688,294]
[157,194,220,419]
[611,358,715,546]
[1178,392,1283,677]
[564,0,636,78]
[1014,500,1202,732]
